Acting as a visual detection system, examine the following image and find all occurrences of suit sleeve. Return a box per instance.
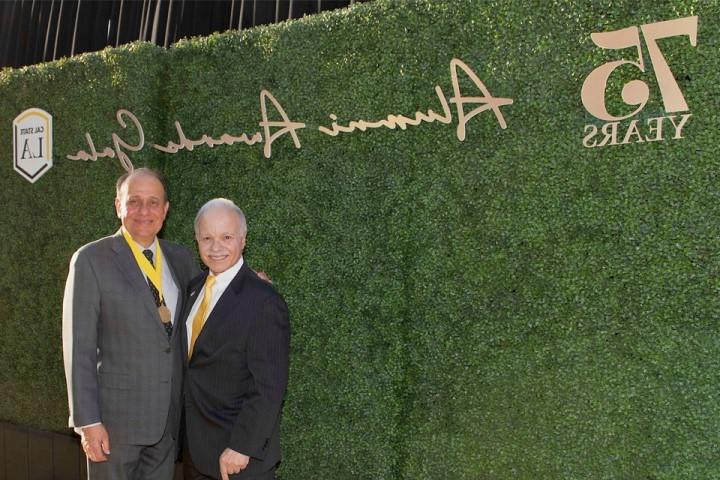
[62,249,102,428]
[228,294,290,459]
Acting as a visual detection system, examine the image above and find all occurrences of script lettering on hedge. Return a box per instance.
[581,16,697,148]
[318,58,512,140]
[66,109,144,171]
[153,90,305,159]
[65,92,301,168]
[66,58,512,170]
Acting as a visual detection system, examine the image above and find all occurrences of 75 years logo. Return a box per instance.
[581,16,697,148]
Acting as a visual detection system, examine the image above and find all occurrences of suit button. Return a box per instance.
[165,348,171,353]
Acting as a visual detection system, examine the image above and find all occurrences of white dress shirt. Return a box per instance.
[141,238,180,326]
[186,257,244,355]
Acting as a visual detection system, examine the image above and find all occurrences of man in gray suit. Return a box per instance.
[62,168,200,480]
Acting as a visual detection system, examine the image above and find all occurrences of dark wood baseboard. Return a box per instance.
[0,421,184,479]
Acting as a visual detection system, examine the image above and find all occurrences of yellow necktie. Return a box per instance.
[189,275,216,358]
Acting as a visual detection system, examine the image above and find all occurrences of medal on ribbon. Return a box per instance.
[121,228,171,324]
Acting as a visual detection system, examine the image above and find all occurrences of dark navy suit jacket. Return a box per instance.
[181,262,290,478]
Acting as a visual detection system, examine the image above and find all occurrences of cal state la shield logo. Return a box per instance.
[13,108,53,183]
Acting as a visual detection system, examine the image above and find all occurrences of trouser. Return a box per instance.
[182,443,276,480]
[86,418,177,480]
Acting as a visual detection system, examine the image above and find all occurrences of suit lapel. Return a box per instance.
[111,230,168,338]
[183,272,207,365]
[188,263,251,363]
[160,239,184,339]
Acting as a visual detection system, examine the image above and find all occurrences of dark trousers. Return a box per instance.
[182,443,276,480]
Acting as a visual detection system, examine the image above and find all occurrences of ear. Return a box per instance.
[162,201,170,219]
[114,197,122,219]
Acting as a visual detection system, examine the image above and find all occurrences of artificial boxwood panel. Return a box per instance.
[1,1,719,478]
[0,42,168,440]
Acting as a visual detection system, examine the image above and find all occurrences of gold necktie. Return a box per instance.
[189,275,216,358]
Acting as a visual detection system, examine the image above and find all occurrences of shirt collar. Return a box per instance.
[209,257,244,285]
[144,238,158,255]
[121,227,158,254]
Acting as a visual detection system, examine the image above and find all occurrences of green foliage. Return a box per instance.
[1,1,719,478]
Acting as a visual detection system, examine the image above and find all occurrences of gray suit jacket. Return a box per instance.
[62,230,200,445]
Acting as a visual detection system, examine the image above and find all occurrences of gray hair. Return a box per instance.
[194,198,247,237]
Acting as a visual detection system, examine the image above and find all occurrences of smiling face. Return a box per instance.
[195,206,246,275]
[115,172,169,247]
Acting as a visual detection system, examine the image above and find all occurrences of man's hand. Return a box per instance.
[80,424,111,462]
[219,448,250,480]
[255,270,272,283]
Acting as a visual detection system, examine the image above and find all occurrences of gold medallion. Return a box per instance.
[158,306,172,324]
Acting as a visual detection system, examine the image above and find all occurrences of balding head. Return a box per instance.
[116,168,168,202]
[194,198,247,238]
[194,198,247,274]
[114,168,169,247]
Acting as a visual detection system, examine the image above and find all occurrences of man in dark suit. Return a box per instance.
[62,168,200,479]
[182,198,290,480]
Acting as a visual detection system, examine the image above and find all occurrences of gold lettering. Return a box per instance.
[259,90,306,158]
[582,124,599,148]
[153,122,188,153]
[621,119,644,144]
[449,58,513,141]
[318,86,453,137]
[597,122,620,147]
[317,58,513,141]
[645,117,663,142]
[582,17,697,121]
[666,113,691,139]
[318,114,353,137]
[221,131,263,147]
[66,132,115,161]
[67,109,143,171]
[112,109,144,171]
[153,121,264,154]
[69,59,515,163]
[154,91,301,158]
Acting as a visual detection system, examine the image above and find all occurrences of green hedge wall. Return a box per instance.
[1,1,719,478]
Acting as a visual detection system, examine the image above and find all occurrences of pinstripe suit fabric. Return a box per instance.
[182,262,290,479]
